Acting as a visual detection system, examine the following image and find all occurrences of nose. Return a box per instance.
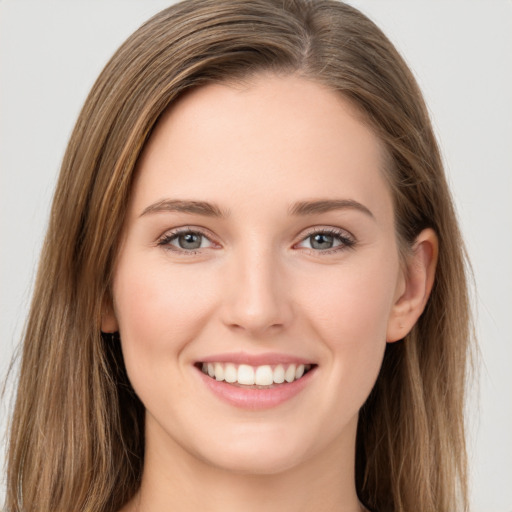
[220,245,293,336]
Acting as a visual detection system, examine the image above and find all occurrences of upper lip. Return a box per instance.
[197,351,316,366]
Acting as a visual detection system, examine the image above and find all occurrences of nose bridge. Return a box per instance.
[222,241,291,334]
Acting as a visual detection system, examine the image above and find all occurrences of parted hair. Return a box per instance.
[5,1,472,511]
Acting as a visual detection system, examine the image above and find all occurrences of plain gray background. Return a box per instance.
[1,1,511,510]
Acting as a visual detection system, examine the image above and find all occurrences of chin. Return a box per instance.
[192,428,312,476]
[207,448,304,476]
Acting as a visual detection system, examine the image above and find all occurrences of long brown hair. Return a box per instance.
[5,1,473,511]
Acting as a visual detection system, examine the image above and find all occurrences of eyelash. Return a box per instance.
[157,227,215,255]
[156,226,356,255]
[296,227,356,254]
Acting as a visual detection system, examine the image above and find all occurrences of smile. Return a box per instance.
[195,359,318,410]
[198,362,314,387]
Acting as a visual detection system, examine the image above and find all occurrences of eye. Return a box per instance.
[296,228,355,252]
[158,229,216,252]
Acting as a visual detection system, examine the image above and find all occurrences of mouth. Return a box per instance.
[194,362,316,389]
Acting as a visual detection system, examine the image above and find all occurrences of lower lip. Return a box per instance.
[196,366,317,410]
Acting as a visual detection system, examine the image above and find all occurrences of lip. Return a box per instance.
[197,351,315,366]
[195,362,318,410]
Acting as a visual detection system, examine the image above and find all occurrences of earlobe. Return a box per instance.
[101,295,119,333]
[386,228,438,342]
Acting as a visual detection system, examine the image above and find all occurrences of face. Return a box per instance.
[104,74,409,475]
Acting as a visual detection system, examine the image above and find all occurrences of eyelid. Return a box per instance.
[156,226,220,253]
[294,226,356,253]
[155,225,356,254]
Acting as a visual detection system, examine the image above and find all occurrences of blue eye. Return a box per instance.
[309,233,338,250]
[297,229,355,252]
[173,232,204,250]
[158,230,215,252]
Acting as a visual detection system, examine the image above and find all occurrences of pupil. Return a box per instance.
[179,233,201,249]
[311,233,333,250]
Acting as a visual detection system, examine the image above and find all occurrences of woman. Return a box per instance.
[4,1,472,511]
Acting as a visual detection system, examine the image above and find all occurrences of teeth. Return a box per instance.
[224,363,237,383]
[284,365,296,383]
[214,363,224,381]
[238,364,255,385]
[273,364,285,383]
[200,362,313,386]
[255,365,273,386]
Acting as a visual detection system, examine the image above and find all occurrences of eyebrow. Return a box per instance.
[289,199,374,218]
[140,198,374,219]
[140,199,228,218]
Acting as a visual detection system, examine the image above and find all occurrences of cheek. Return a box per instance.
[111,257,223,414]
[305,260,398,344]
[115,256,209,331]
[111,256,217,374]
[298,256,399,391]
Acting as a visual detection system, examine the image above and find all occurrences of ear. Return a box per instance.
[386,228,438,342]
[101,294,119,333]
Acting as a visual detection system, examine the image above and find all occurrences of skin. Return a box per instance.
[103,74,437,512]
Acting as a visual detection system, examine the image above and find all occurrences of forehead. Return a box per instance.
[131,74,392,221]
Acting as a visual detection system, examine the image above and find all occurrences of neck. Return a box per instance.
[123,416,363,512]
